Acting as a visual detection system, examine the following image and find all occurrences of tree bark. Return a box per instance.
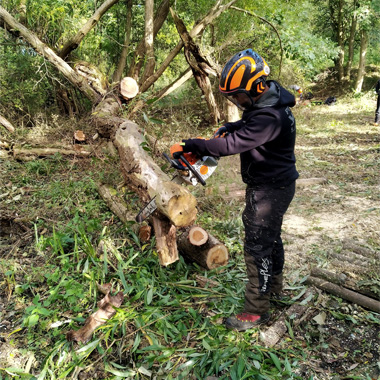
[337,0,345,83]
[113,120,197,227]
[66,291,124,343]
[98,184,135,223]
[178,227,228,270]
[128,0,171,80]
[59,0,120,60]
[13,146,91,159]
[152,216,179,266]
[112,0,133,83]
[310,267,378,300]
[306,276,380,313]
[170,8,220,124]
[140,0,156,85]
[355,29,368,93]
[345,0,358,79]
[260,289,314,347]
[0,115,15,133]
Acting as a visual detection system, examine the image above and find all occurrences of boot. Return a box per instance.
[225,312,270,331]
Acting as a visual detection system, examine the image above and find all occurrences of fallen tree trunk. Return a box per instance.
[66,290,124,343]
[310,267,379,300]
[0,115,15,133]
[260,289,314,348]
[113,120,197,227]
[178,226,228,270]
[306,276,380,313]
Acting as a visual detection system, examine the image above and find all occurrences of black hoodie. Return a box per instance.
[182,80,299,187]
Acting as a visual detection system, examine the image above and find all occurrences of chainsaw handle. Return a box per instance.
[179,154,206,186]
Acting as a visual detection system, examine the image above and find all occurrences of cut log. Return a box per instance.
[66,291,124,343]
[74,130,86,142]
[152,216,179,266]
[120,77,139,100]
[306,276,380,313]
[186,225,208,246]
[178,229,228,270]
[195,275,220,288]
[113,120,197,227]
[310,267,379,300]
[260,289,314,348]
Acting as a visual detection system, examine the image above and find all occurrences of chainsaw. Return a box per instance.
[135,152,218,223]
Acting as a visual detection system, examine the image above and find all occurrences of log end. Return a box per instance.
[206,245,229,269]
[189,226,208,246]
[166,193,197,227]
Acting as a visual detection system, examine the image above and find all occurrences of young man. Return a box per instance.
[171,49,299,331]
[375,79,380,126]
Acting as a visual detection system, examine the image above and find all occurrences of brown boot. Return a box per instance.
[225,312,270,331]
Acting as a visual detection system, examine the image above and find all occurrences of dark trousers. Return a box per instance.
[375,95,380,123]
[242,182,296,314]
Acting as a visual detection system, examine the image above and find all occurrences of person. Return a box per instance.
[289,84,303,100]
[375,79,380,126]
[171,49,299,331]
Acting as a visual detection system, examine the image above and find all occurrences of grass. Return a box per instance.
[0,92,379,379]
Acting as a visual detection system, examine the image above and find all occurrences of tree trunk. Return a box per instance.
[306,276,380,313]
[112,0,133,83]
[138,0,238,94]
[337,0,345,83]
[355,29,368,93]
[59,0,120,59]
[128,0,171,80]
[345,1,358,79]
[140,0,156,85]
[178,226,228,270]
[170,8,220,125]
[113,120,197,227]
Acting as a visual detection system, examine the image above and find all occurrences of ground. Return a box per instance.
[0,93,379,379]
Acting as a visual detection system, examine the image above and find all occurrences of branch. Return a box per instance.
[0,114,15,133]
[0,6,99,102]
[230,6,283,79]
[59,0,120,59]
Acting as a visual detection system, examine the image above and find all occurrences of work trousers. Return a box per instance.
[375,94,380,123]
[242,182,296,315]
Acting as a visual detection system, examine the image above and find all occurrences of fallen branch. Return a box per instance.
[0,115,15,133]
[97,184,135,224]
[260,289,314,347]
[328,251,371,267]
[66,291,124,343]
[311,267,379,300]
[342,239,380,261]
[306,276,380,313]
[13,146,91,159]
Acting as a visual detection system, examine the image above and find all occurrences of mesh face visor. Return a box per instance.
[222,90,254,111]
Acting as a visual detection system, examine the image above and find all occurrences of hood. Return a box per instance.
[253,80,296,109]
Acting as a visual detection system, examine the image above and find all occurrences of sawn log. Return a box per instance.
[178,226,228,270]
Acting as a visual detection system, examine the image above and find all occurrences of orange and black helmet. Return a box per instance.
[219,49,270,110]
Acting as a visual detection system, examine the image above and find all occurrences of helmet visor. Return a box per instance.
[222,91,254,111]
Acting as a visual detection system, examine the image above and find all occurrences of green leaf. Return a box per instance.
[268,352,282,372]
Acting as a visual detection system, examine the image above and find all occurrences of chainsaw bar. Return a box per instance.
[135,197,157,223]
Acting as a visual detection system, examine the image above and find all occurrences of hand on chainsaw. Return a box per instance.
[170,143,184,159]
[213,125,229,138]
